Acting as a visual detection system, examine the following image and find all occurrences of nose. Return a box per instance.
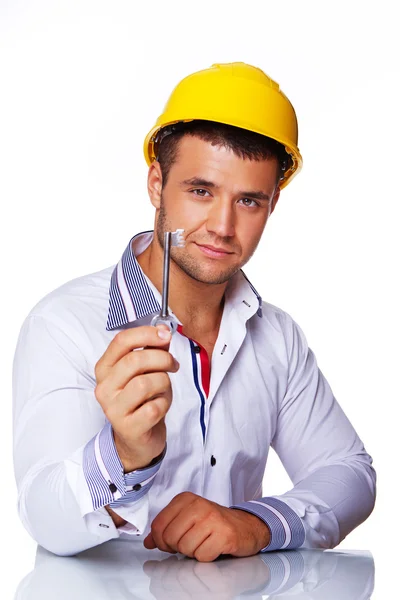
[206,196,235,239]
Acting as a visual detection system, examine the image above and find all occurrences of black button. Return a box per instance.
[132,484,141,491]
[109,483,117,493]
[194,346,201,353]
[210,455,216,466]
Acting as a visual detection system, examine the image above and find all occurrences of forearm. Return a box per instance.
[257,312,378,551]
[12,315,165,554]
[282,459,377,548]
[232,458,376,551]
[16,427,165,556]
[17,435,162,556]
[18,462,119,556]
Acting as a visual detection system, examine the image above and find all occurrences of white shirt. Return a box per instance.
[12,230,376,556]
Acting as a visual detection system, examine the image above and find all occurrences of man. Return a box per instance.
[12,62,376,561]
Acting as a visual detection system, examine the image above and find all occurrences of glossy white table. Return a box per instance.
[15,541,374,599]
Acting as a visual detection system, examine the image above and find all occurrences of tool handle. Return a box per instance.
[150,314,178,335]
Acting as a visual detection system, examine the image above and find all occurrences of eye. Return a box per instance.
[192,189,210,197]
[239,198,259,208]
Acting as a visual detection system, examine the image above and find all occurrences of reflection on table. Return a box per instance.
[15,540,374,599]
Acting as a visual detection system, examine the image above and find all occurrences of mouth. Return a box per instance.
[195,243,234,258]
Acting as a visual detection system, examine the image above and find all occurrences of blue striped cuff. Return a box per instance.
[109,445,166,508]
[83,421,165,511]
[230,497,305,552]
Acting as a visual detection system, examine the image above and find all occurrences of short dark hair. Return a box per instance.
[155,120,292,188]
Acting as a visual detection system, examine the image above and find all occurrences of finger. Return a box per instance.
[96,350,179,406]
[193,533,221,562]
[143,532,157,549]
[124,395,171,438]
[147,531,177,555]
[95,325,172,381]
[150,493,197,553]
[107,348,177,390]
[162,511,198,553]
[171,523,212,559]
[104,369,173,419]
[144,532,177,555]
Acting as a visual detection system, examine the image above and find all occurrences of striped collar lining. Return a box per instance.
[106,230,263,331]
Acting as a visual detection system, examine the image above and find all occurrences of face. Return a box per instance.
[148,135,281,286]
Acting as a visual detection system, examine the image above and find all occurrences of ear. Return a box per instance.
[269,186,281,216]
[147,161,163,209]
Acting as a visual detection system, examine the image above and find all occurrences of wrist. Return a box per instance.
[123,451,164,473]
[105,505,127,528]
[120,455,152,473]
[249,513,271,550]
[232,509,271,551]
[146,448,166,467]
[114,435,166,472]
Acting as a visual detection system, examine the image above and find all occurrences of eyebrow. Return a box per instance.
[180,177,271,202]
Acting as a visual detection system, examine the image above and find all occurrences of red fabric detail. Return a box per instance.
[176,325,210,397]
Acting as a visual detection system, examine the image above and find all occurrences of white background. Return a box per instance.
[1,1,398,597]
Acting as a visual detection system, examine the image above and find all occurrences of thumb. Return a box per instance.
[143,532,157,549]
[155,324,172,351]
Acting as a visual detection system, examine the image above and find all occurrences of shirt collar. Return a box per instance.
[106,230,263,331]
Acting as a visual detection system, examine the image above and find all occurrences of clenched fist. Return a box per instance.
[94,324,180,472]
[144,492,271,562]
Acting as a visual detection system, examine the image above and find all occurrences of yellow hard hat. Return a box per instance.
[143,62,302,189]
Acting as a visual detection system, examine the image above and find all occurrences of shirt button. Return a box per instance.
[132,484,142,491]
[109,483,117,493]
[194,346,201,353]
[210,455,216,466]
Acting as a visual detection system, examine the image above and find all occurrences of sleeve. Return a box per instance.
[231,312,377,552]
[12,314,165,556]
